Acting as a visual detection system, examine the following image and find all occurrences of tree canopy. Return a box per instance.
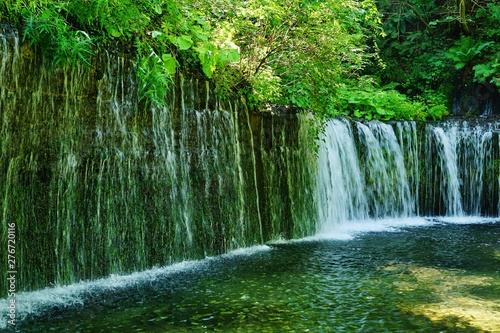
[376,0,500,109]
[1,0,498,121]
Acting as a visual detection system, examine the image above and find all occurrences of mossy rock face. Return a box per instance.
[20,43,35,59]
[0,29,318,293]
[452,83,500,117]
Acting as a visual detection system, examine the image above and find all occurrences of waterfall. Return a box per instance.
[357,121,413,218]
[317,118,499,231]
[261,111,318,239]
[395,121,420,215]
[0,29,317,294]
[317,119,368,230]
[317,119,417,232]
[421,121,497,217]
[429,125,464,216]
[1,26,499,299]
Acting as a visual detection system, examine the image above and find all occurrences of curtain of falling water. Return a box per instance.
[259,111,318,240]
[0,29,317,294]
[420,122,498,216]
[317,118,499,232]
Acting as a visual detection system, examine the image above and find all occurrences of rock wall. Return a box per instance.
[0,27,317,293]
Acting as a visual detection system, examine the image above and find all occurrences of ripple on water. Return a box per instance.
[8,221,500,332]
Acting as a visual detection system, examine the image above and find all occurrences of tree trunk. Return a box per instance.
[458,0,471,35]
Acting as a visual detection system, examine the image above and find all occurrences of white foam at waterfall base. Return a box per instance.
[310,216,500,241]
[311,217,434,240]
[0,245,272,329]
[427,216,500,224]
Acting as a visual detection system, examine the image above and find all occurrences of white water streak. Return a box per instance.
[317,119,368,230]
[431,126,463,216]
[318,119,497,229]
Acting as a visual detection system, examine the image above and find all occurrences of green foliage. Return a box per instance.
[7,2,94,66]
[473,58,500,88]
[335,81,448,121]
[5,0,487,121]
[446,37,494,70]
[475,0,500,40]
[192,0,386,116]
[135,41,173,106]
[1,0,241,108]
[66,0,155,40]
[376,30,455,112]
[337,85,399,121]
[464,1,500,89]
[376,0,500,119]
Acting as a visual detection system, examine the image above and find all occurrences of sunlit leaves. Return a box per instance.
[219,48,240,63]
[162,53,178,75]
[190,25,208,41]
[168,35,194,50]
[335,82,446,121]
[200,0,384,114]
[1,0,453,120]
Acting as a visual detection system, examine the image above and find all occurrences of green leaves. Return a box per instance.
[168,35,194,50]
[336,82,445,121]
[375,0,500,119]
[21,5,95,67]
[4,0,242,107]
[193,43,216,78]
[1,0,456,120]
[338,86,400,120]
[204,0,382,113]
[136,41,173,106]
[446,37,494,70]
[190,25,208,41]
[473,60,500,88]
[162,54,178,75]
[219,48,240,63]
[473,64,497,80]
[106,26,122,38]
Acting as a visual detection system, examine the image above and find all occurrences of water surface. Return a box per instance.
[9,219,500,332]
